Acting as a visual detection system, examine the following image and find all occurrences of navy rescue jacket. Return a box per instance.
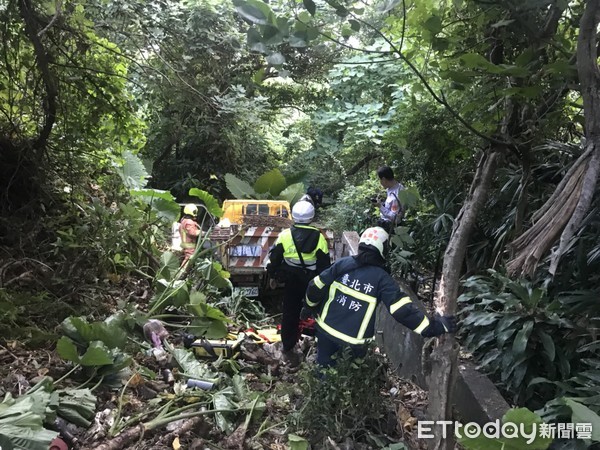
[305,251,447,346]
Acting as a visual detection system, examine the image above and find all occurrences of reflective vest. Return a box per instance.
[179,218,200,249]
[305,256,444,345]
[275,225,328,271]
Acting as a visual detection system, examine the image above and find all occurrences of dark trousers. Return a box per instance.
[316,330,367,367]
[281,275,310,351]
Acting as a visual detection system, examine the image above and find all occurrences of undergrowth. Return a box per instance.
[289,347,394,445]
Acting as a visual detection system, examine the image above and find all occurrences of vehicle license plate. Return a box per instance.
[229,245,262,257]
[234,286,259,297]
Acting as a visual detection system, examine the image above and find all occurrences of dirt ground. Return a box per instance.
[0,335,431,450]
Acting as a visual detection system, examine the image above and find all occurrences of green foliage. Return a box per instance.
[54,388,97,428]
[186,290,231,338]
[225,169,307,203]
[114,151,151,190]
[149,249,232,338]
[563,398,600,443]
[0,389,58,450]
[126,0,281,200]
[290,349,389,443]
[0,378,96,450]
[225,174,257,199]
[216,289,266,323]
[254,168,287,196]
[322,178,381,233]
[459,270,600,410]
[47,191,168,281]
[0,0,146,212]
[56,315,132,377]
[288,434,309,450]
[189,188,224,218]
[458,408,552,450]
[168,344,220,382]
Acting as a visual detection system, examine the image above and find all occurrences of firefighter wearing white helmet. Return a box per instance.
[179,204,201,268]
[267,200,330,366]
[291,200,315,223]
[304,226,457,367]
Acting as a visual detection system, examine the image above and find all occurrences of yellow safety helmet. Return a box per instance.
[359,227,389,258]
[183,204,198,216]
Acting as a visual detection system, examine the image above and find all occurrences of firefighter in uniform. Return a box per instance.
[304,226,456,367]
[300,187,323,208]
[179,204,201,268]
[266,200,331,366]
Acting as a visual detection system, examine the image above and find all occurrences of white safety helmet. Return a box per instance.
[359,227,389,258]
[183,204,198,216]
[292,200,315,224]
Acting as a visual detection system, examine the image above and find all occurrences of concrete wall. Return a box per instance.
[375,279,511,424]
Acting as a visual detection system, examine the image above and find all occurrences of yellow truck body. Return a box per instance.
[210,199,334,297]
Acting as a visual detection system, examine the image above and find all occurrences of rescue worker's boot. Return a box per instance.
[282,348,301,368]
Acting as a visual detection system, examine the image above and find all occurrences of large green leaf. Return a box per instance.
[189,188,224,218]
[0,390,58,450]
[0,425,58,450]
[512,321,534,356]
[79,341,114,366]
[234,0,275,25]
[225,173,257,199]
[247,28,268,53]
[56,336,80,363]
[302,0,316,15]
[154,279,190,308]
[114,150,149,190]
[253,168,287,196]
[204,319,228,339]
[198,260,232,290]
[98,352,132,376]
[458,408,552,450]
[423,15,443,35]
[130,189,180,222]
[284,171,308,186]
[288,434,309,450]
[460,53,495,70]
[158,251,181,281]
[397,187,420,209]
[536,330,555,362]
[213,391,236,434]
[61,316,127,349]
[56,388,96,428]
[168,345,219,381]
[279,182,305,205]
[563,398,600,442]
[266,52,286,66]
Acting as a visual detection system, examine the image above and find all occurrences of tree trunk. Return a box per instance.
[507,0,600,277]
[18,0,57,152]
[549,0,600,274]
[426,149,501,450]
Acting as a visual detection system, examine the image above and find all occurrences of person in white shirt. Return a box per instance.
[375,166,404,233]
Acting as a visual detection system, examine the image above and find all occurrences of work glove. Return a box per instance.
[300,307,313,321]
[438,315,457,334]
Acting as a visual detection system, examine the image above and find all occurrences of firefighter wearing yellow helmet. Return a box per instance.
[179,204,201,268]
[304,226,457,367]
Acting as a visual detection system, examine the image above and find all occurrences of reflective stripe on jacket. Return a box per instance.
[267,225,330,273]
[305,256,445,345]
[179,218,200,249]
